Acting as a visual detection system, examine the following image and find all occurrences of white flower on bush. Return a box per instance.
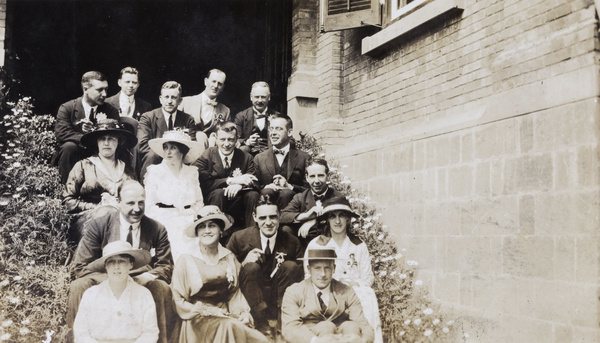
[415,280,423,286]
[1,333,11,341]
[379,271,387,277]
[43,330,55,343]
[12,162,20,168]
[21,319,30,326]
[443,327,449,333]
[399,273,407,279]
[424,329,433,337]
[447,320,454,325]
[413,318,422,325]
[377,234,384,240]
[19,328,30,335]
[398,331,405,336]
[406,260,418,266]
[8,296,20,304]
[433,318,440,325]
[37,201,46,207]
[2,320,13,327]
[13,275,22,281]
[423,308,433,315]
[0,280,8,287]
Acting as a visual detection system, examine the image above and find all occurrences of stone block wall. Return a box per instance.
[292,0,600,341]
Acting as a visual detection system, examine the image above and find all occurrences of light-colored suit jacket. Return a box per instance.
[282,279,374,343]
[178,93,230,135]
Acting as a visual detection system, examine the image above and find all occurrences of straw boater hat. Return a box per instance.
[299,247,340,261]
[87,241,151,273]
[318,196,360,220]
[148,130,204,164]
[80,119,138,151]
[184,205,235,237]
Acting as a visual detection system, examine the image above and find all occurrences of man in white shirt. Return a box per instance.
[234,81,280,155]
[53,71,120,183]
[282,248,374,343]
[67,180,178,343]
[136,81,197,180]
[179,69,231,145]
[226,194,303,336]
[105,67,152,121]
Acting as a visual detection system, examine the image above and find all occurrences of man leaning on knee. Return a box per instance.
[281,248,374,343]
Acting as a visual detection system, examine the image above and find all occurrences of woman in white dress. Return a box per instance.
[144,130,205,262]
[304,196,383,343]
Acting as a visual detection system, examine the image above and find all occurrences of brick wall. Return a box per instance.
[292,0,600,341]
[0,0,5,66]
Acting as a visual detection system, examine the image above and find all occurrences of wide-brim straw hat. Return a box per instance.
[184,205,234,237]
[87,241,151,273]
[148,130,204,164]
[317,196,360,220]
[299,247,340,261]
[81,119,138,151]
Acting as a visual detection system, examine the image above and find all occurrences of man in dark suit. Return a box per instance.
[195,121,259,232]
[234,81,280,155]
[226,194,303,336]
[66,180,178,343]
[254,114,310,209]
[53,71,120,183]
[281,158,344,248]
[136,81,197,180]
[282,248,374,343]
[105,67,152,122]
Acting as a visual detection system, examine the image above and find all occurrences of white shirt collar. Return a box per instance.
[201,92,217,105]
[259,231,277,253]
[119,213,141,248]
[119,91,134,104]
[274,143,290,154]
[162,109,176,125]
[218,149,234,161]
[312,282,330,303]
[81,98,97,119]
[253,107,268,116]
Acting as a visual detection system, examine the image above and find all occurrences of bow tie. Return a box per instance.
[204,99,218,106]
[273,148,286,155]
[254,113,266,119]
[314,193,326,201]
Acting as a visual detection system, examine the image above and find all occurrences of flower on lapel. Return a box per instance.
[217,113,225,122]
[232,168,242,178]
[275,252,286,264]
[96,112,107,121]
[226,265,235,289]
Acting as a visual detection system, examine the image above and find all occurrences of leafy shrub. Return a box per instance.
[0,97,74,343]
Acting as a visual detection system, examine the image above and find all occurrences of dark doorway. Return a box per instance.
[5,0,292,117]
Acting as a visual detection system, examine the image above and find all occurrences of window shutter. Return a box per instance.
[322,0,381,32]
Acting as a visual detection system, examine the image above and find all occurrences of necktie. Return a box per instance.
[254,112,266,119]
[317,291,327,313]
[126,225,133,246]
[224,156,230,169]
[264,239,272,256]
[273,148,285,155]
[89,107,96,123]
[168,114,174,130]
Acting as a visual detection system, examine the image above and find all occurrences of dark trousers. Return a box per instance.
[260,188,296,211]
[54,142,88,184]
[239,261,302,323]
[66,273,180,343]
[138,150,162,183]
[207,188,259,230]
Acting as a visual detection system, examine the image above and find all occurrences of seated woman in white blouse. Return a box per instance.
[304,196,383,343]
[73,241,158,343]
[144,130,205,262]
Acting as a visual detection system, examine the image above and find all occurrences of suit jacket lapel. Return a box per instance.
[107,211,122,243]
[155,109,167,136]
[211,148,226,176]
[286,149,298,179]
[138,216,152,251]
[266,149,278,177]
[74,98,85,122]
